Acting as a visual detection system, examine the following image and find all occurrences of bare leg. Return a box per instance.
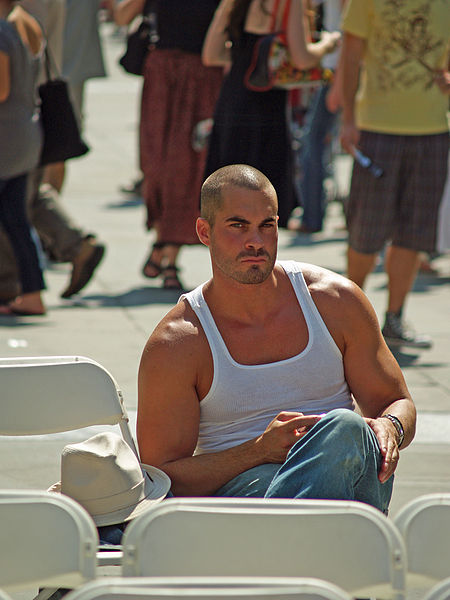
[347,247,378,289]
[161,243,180,268]
[381,245,431,348]
[42,162,66,194]
[161,244,183,290]
[142,223,164,278]
[384,245,421,313]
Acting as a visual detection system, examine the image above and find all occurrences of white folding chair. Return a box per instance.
[0,355,136,568]
[423,577,450,600]
[121,497,407,600]
[394,494,450,590]
[0,355,137,455]
[63,576,353,600]
[0,490,98,598]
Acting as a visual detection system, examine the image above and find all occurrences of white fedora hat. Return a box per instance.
[49,431,171,526]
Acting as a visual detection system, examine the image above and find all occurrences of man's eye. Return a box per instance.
[230,222,244,228]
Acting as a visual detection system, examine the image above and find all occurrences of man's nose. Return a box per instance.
[245,228,264,249]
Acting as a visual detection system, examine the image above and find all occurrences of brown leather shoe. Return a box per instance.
[61,240,105,298]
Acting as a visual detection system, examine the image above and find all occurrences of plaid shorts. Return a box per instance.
[346,131,449,254]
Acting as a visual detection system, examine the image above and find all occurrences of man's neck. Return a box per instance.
[204,265,285,323]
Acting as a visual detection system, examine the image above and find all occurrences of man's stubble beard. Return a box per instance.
[212,247,277,285]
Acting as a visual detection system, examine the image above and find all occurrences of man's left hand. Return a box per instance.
[364,417,400,483]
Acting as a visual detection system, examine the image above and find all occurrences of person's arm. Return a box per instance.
[325,51,343,113]
[339,31,365,153]
[287,0,341,70]
[137,303,321,496]
[111,0,145,27]
[325,0,349,113]
[434,69,450,95]
[202,0,234,67]
[311,270,416,484]
[0,51,10,102]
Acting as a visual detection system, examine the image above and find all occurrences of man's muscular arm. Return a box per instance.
[307,266,416,483]
[137,302,320,496]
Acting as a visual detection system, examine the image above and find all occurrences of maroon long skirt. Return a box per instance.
[140,49,223,245]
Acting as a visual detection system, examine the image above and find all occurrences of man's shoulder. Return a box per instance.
[148,298,204,352]
[282,261,355,294]
[293,261,367,319]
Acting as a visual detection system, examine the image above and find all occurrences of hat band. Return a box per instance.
[75,475,148,517]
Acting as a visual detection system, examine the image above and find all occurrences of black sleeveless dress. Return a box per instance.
[204,31,295,227]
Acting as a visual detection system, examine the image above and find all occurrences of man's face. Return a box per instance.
[201,185,279,285]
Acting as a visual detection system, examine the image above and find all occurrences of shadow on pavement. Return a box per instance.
[286,233,347,248]
[413,274,450,291]
[0,317,48,328]
[83,285,186,307]
[390,347,448,369]
[104,196,143,209]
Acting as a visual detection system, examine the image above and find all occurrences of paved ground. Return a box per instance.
[1,23,449,525]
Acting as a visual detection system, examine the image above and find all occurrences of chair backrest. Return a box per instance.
[63,576,353,600]
[0,355,137,455]
[422,577,450,600]
[394,494,450,588]
[0,490,98,593]
[121,497,406,600]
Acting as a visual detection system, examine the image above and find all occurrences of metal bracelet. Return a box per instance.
[382,414,405,448]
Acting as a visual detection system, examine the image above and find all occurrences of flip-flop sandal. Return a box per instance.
[142,242,165,278]
[162,265,183,290]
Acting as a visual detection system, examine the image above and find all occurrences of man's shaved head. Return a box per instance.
[200,164,277,225]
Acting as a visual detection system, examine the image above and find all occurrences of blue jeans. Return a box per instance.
[214,409,393,514]
[299,85,338,232]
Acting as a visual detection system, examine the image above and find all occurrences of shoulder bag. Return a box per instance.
[119,0,159,76]
[38,47,90,166]
[244,0,333,92]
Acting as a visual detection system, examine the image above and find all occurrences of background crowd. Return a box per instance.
[0,0,449,350]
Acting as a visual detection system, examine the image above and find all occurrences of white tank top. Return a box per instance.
[181,261,354,455]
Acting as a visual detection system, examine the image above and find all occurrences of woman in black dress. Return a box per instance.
[203,0,340,227]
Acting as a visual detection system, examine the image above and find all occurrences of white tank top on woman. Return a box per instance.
[181,260,354,455]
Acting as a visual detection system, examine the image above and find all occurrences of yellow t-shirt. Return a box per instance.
[342,0,449,134]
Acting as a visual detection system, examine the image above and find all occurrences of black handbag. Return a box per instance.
[119,0,159,76]
[38,48,89,166]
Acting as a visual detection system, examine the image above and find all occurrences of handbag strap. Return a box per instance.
[142,0,159,45]
[143,0,157,16]
[270,0,291,34]
[43,44,60,82]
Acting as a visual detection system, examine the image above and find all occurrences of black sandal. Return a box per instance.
[162,265,183,290]
[142,242,164,278]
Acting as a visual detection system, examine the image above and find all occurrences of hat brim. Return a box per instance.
[49,464,171,527]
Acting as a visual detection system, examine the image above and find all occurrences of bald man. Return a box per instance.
[137,164,416,514]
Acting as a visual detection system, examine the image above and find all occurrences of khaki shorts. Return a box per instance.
[346,131,449,254]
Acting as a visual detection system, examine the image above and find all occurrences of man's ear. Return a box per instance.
[196,217,211,247]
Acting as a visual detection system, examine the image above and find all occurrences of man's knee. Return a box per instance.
[320,408,367,435]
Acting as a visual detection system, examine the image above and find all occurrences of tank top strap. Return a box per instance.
[278,260,342,359]
[179,284,228,365]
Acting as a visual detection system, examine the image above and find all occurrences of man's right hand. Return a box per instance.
[340,120,360,155]
[256,412,323,463]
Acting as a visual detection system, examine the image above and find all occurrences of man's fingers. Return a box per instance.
[379,447,399,482]
[287,414,323,431]
[368,417,400,483]
[276,411,304,422]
